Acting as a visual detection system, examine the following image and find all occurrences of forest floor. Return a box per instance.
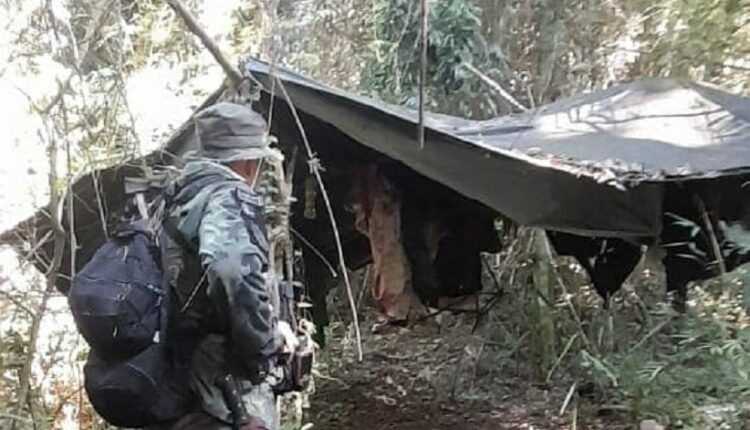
[305,309,627,430]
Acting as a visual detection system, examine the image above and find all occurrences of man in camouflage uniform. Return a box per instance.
[158,102,294,430]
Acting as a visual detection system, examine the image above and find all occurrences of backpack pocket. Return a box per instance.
[69,233,163,358]
[84,343,194,428]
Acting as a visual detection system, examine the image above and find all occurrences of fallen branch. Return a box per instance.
[559,381,578,417]
[274,76,364,362]
[461,62,530,113]
[311,369,350,388]
[417,305,480,323]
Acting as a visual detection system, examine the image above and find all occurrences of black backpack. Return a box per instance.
[68,188,194,428]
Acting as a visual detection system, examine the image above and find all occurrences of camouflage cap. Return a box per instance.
[194,102,270,162]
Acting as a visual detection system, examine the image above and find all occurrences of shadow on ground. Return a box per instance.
[305,310,624,430]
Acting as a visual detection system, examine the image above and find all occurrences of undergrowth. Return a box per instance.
[580,292,750,429]
[315,227,750,428]
[478,229,750,429]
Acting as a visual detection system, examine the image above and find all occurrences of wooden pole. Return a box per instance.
[274,76,364,361]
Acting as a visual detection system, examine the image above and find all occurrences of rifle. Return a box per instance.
[263,148,314,395]
[276,279,313,393]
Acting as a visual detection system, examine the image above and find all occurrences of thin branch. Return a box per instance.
[41,116,66,276]
[12,119,64,430]
[629,318,671,354]
[274,76,364,362]
[165,0,242,88]
[9,1,95,414]
[697,197,727,279]
[719,63,750,72]
[613,47,750,72]
[290,227,338,278]
[61,95,78,277]
[540,229,594,351]
[40,0,118,114]
[525,83,536,110]
[462,62,530,113]
[355,265,370,312]
[417,0,429,150]
[88,163,110,239]
[0,413,33,424]
[0,290,36,317]
[51,386,83,424]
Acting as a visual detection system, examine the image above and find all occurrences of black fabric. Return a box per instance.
[401,201,442,307]
[661,183,750,306]
[245,59,668,237]
[69,223,163,359]
[546,181,750,309]
[546,231,642,305]
[70,217,195,427]
[193,102,269,160]
[84,344,194,428]
[247,61,750,181]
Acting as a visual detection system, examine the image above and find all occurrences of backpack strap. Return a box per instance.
[159,181,235,317]
[161,181,235,251]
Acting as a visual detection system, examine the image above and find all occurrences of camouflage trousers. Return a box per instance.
[153,335,279,430]
[159,382,278,430]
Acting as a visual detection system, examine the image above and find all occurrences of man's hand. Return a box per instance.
[273,321,314,395]
[276,321,299,356]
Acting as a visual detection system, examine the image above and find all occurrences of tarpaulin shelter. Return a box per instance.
[3,58,750,291]
[244,61,750,236]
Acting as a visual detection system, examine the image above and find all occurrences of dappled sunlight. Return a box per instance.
[1,1,749,429]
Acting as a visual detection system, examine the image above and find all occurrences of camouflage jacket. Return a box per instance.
[163,159,278,379]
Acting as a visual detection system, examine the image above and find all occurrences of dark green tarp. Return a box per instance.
[241,60,749,237]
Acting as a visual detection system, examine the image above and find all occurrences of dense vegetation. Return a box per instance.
[1,0,749,428]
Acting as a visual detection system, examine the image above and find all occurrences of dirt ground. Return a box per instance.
[304,310,627,430]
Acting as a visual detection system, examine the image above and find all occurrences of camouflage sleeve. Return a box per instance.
[198,185,277,373]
